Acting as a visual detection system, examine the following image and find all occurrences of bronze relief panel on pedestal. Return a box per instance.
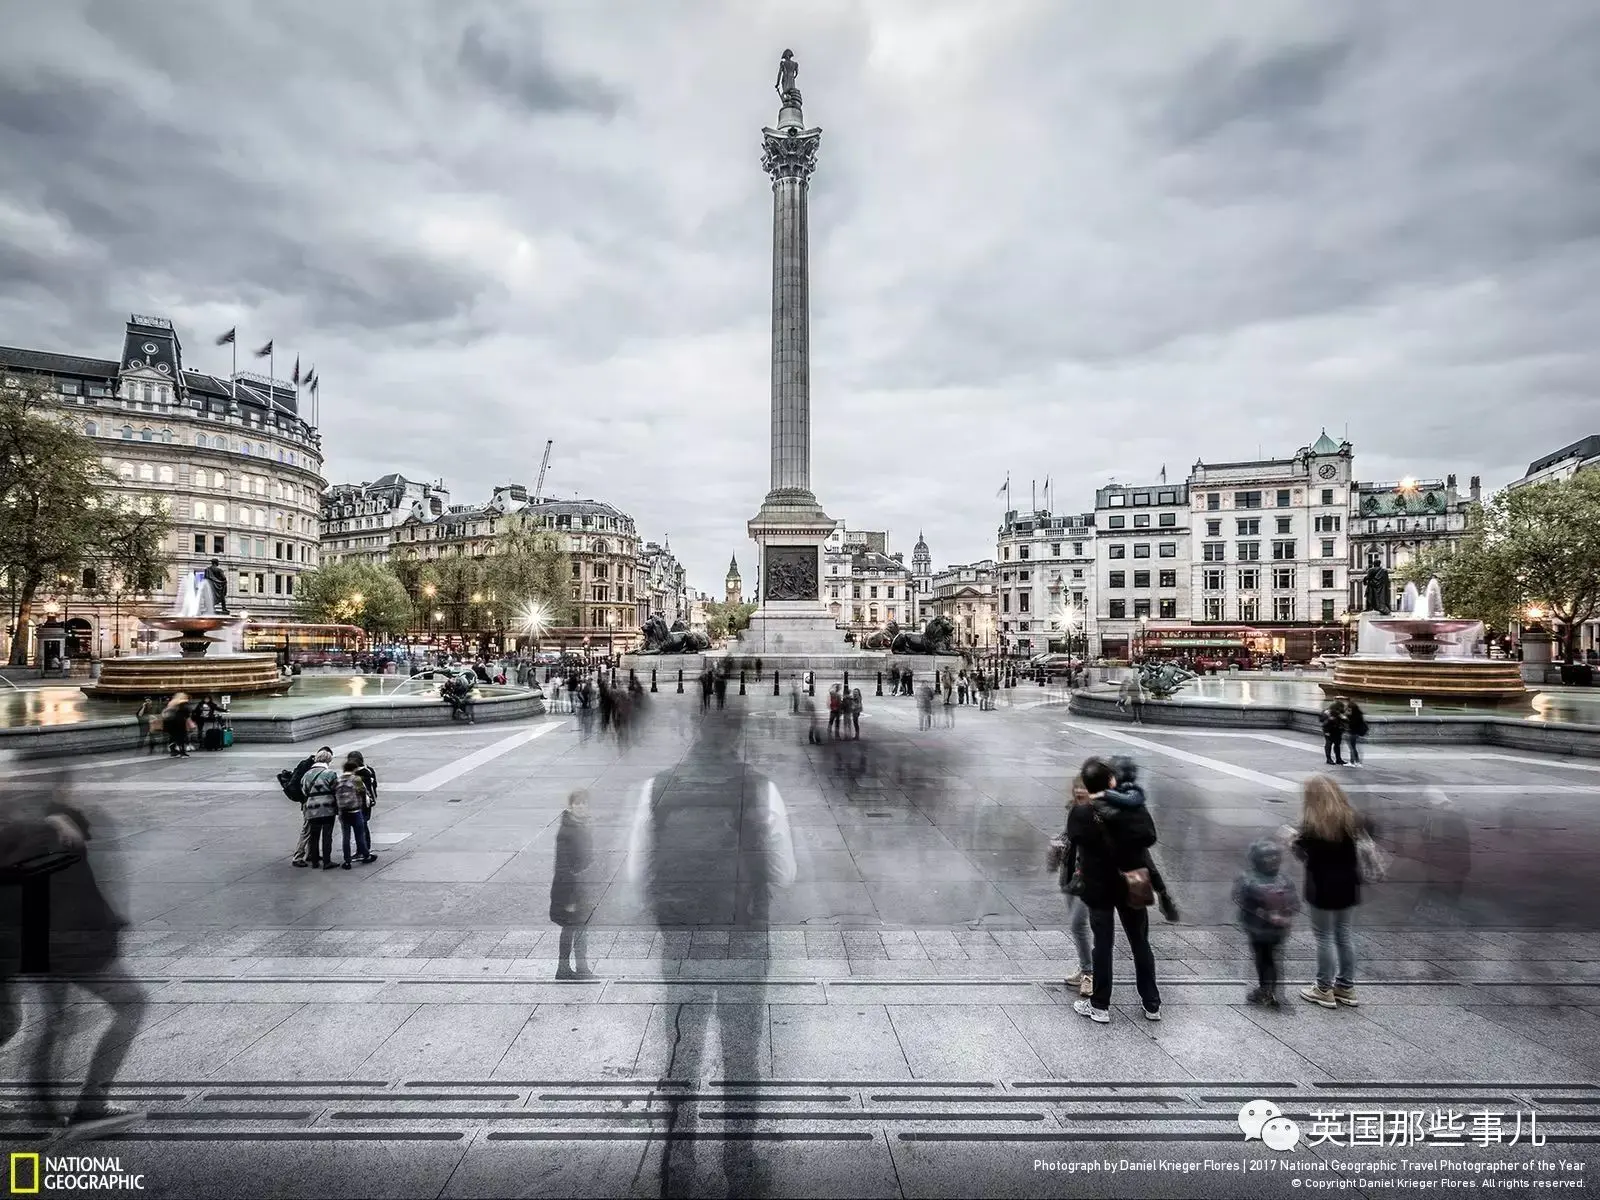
[764,546,818,601]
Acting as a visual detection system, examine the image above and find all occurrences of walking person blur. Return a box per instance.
[1320,700,1347,766]
[161,691,192,756]
[551,790,595,980]
[1048,773,1098,998]
[1117,672,1145,723]
[714,670,728,711]
[827,684,843,739]
[849,686,863,739]
[1344,701,1367,765]
[1069,757,1162,1024]
[917,680,934,730]
[135,697,159,753]
[699,668,714,712]
[1293,775,1377,1009]
[1233,837,1300,1009]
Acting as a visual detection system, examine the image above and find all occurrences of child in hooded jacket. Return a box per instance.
[1232,837,1301,1008]
[1095,757,1181,922]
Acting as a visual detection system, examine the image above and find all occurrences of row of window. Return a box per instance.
[1107,542,1178,559]
[1201,539,1337,562]
[1187,597,1341,623]
[88,419,307,466]
[1001,542,1087,561]
[1200,567,1341,591]
[1201,487,1339,510]
[1107,600,1180,620]
[1104,490,1183,508]
[1106,571,1181,590]
[189,533,315,565]
[1105,513,1178,529]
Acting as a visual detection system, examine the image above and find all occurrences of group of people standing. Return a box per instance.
[1320,698,1369,765]
[280,746,380,869]
[136,693,228,756]
[1052,757,1381,1021]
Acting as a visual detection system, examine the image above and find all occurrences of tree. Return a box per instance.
[0,373,171,664]
[294,562,414,637]
[485,522,575,627]
[701,599,756,642]
[1402,472,1600,662]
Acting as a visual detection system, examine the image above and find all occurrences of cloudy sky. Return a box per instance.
[2,1,1597,594]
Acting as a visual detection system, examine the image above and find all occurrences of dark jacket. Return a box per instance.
[1233,838,1300,940]
[1345,704,1368,737]
[1293,816,1375,911]
[1320,706,1346,738]
[549,810,594,926]
[1067,798,1158,909]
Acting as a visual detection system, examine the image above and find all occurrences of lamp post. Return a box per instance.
[518,599,550,664]
[606,608,616,662]
[421,583,437,647]
[112,582,124,657]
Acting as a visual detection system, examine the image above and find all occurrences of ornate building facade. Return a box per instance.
[637,541,689,629]
[821,525,914,643]
[1,315,323,662]
[1346,474,1478,614]
[1094,481,1189,660]
[321,474,449,566]
[924,560,998,650]
[724,555,742,605]
[996,508,1096,658]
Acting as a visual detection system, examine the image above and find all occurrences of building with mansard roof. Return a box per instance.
[321,474,450,566]
[0,314,323,663]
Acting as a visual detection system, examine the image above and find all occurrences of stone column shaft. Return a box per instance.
[771,175,810,495]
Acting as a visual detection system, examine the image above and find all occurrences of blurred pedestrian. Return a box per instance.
[917,681,934,730]
[827,684,843,739]
[849,686,863,738]
[301,751,340,870]
[714,670,728,711]
[1233,837,1300,1009]
[1048,773,1097,997]
[162,691,192,756]
[1320,700,1347,766]
[1293,775,1376,1009]
[1344,701,1367,765]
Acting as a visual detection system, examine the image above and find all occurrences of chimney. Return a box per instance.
[1470,475,1481,502]
[1446,473,1456,488]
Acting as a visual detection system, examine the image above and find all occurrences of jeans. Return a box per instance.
[340,809,371,863]
[1324,734,1344,764]
[1250,936,1282,995]
[307,815,336,865]
[1065,896,1092,973]
[558,926,588,971]
[1309,904,1356,990]
[1346,733,1362,764]
[1089,904,1161,1013]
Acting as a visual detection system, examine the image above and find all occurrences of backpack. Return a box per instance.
[1258,881,1295,927]
[1355,830,1390,883]
[276,755,316,804]
[335,773,365,813]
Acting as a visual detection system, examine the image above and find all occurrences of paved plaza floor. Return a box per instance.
[2,686,1598,1197]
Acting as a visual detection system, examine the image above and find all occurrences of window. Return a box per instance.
[1072,567,1084,580]
[886,586,895,599]
[193,533,206,553]
[1206,520,1221,537]
[1204,597,1223,620]
[1276,517,1292,534]
[194,500,208,521]
[852,585,861,599]
[1157,542,1176,558]
[1019,545,1030,559]
[1001,593,1010,613]
[1321,598,1337,622]
[1202,542,1225,562]
[1321,488,1335,506]
[1239,568,1260,590]
[1108,572,1125,589]
[1072,542,1083,555]
[1125,542,1147,561]
[1207,493,1220,511]
[121,425,132,440]
[571,562,581,578]
[85,420,97,436]
[1131,492,1149,506]
[255,538,265,558]
[1237,519,1260,536]
[1133,570,1150,588]
[1274,596,1295,621]
[1276,489,1291,507]
[1237,596,1259,621]
[1133,513,1150,528]
[1236,491,1262,509]
[1132,599,1151,619]
[1158,512,1175,527]
[140,429,154,443]
[1108,544,1126,559]
[1050,544,1061,556]
[1159,491,1177,504]
[1002,547,1009,560]
[157,465,173,484]
[1321,538,1336,558]
[1108,600,1127,619]
[1367,519,1377,533]
[1159,598,1177,619]
[1314,514,1342,532]
[1271,540,1296,560]
[212,535,224,555]
[1321,569,1336,589]
[1273,567,1296,590]
[1108,494,1126,507]
[1019,593,1029,613]
[1237,541,1261,561]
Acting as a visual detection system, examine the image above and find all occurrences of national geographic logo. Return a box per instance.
[9,1155,146,1193]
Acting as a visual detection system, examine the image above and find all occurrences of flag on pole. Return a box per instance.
[254,340,273,358]
[994,472,1010,499]
[291,357,301,385]
[304,367,316,391]
[1160,464,1168,484]
[215,327,236,346]
[1044,475,1051,508]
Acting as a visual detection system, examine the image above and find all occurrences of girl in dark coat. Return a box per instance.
[551,790,595,980]
[1293,775,1375,1009]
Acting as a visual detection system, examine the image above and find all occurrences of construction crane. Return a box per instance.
[531,439,553,504]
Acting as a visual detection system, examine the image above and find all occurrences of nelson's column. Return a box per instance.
[743,50,851,657]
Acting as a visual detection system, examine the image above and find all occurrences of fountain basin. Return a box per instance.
[83,652,289,699]
[1368,616,1480,661]
[1322,656,1529,705]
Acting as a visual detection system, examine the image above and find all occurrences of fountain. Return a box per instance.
[81,568,291,699]
[1322,577,1528,705]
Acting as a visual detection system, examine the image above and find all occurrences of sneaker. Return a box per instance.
[1143,1008,1161,1022]
[1072,998,1110,1024]
[1245,987,1265,1006]
[1333,986,1360,1007]
[1300,985,1339,1009]
[340,862,352,870]
[55,1106,143,1142]
[1078,973,1094,997]
[555,966,577,981]
[360,855,377,864]
[1063,970,1084,987]
[574,968,597,981]
[291,860,307,868]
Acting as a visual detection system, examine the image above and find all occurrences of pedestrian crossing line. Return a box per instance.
[1058,722,1297,793]
[391,721,566,793]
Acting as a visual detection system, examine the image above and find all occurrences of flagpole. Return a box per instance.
[231,340,236,401]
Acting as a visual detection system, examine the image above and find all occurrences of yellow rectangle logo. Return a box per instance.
[9,1152,40,1195]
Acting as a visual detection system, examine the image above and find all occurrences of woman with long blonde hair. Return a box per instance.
[1292,775,1375,1010]
[1049,773,1097,996]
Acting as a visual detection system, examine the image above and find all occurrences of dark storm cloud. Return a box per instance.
[457,22,622,118]
[0,0,1596,595]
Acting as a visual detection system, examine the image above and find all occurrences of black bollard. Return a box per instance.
[843,670,849,692]
[651,669,658,693]
[807,671,815,697]
[677,668,684,694]
[876,671,883,697]
[773,669,780,696]
[739,669,747,696]
[629,669,637,689]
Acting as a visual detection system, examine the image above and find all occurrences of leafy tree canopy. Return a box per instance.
[294,561,413,636]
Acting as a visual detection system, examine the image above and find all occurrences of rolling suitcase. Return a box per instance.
[202,726,225,751]
[221,727,234,748]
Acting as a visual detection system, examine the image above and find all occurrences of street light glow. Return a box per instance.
[517,598,552,640]
[422,583,437,598]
